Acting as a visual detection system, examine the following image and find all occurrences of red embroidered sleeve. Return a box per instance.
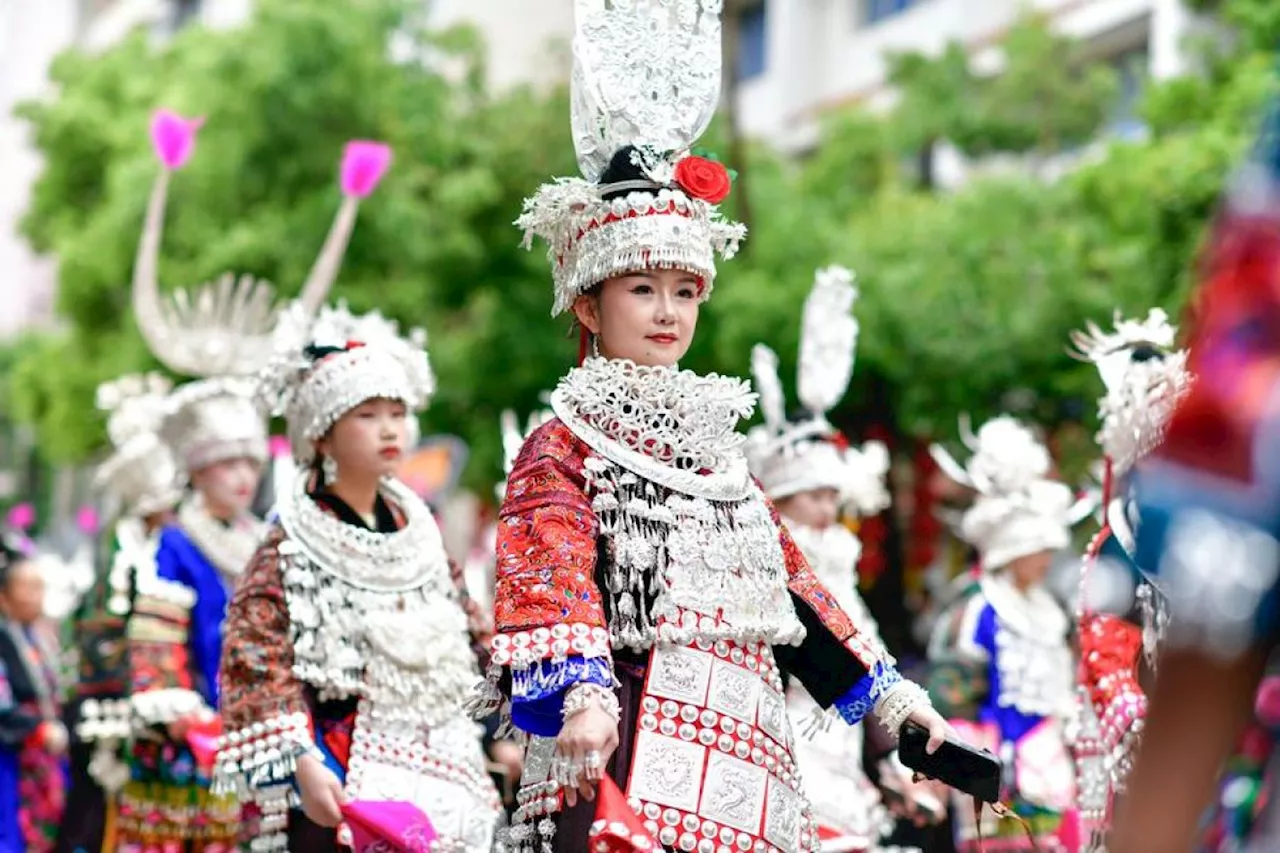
[768,492,892,671]
[214,526,314,804]
[490,420,612,671]
[218,527,309,730]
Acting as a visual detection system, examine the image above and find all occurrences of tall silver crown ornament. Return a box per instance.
[134,110,386,585]
[231,298,502,851]
[932,417,1087,847]
[517,0,746,322]
[1067,309,1191,851]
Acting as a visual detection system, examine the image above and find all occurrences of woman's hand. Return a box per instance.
[40,721,69,755]
[554,704,619,807]
[489,738,524,783]
[905,704,952,754]
[296,753,346,828]
[878,756,946,826]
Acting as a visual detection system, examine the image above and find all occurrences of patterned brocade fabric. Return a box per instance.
[491,419,894,714]
[128,594,197,697]
[495,422,608,639]
[219,527,305,729]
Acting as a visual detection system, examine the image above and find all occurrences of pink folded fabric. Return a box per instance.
[341,800,437,853]
[184,718,223,770]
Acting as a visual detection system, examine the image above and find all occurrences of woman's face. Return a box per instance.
[572,268,701,367]
[318,397,409,483]
[191,457,263,519]
[0,560,44,625]
[1006,549,1054,590]
[776,487,841,531]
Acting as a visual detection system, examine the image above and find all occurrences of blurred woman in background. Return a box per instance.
[0,534,66,853]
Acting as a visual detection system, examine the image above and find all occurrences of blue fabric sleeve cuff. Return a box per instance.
[509,655,613,738]
[833,660,904,726]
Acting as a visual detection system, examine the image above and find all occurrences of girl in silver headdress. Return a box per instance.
[120,108,377,850]
[473,4,956,851]
[215,302,501,851]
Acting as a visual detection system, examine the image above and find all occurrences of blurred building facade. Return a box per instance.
[733,0,1199,154]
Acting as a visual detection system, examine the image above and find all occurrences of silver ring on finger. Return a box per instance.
[584,750,602,771]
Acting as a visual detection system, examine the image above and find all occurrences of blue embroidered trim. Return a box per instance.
[834,660,903,725]
[509,655,615,738]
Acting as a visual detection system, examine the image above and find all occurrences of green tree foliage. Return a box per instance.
[13,0,577,485]
[9,0,1278,491]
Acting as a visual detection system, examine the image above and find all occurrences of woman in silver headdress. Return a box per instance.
[927,418,1085,852]
[57,372,182,853]
[0,533,66,853]
[746,266,942,852]
[216,301,501,851]
[1067,310,1189,850]
[473,4,955,851]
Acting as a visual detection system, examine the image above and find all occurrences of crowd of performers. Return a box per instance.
[5,2,1280,852]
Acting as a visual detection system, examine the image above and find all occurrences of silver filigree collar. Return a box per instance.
[277,475,451,592]
[551,357,757,500]
[177,494,264,586]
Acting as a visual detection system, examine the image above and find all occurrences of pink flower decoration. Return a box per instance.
[340,140,393,198]
[149,109,204,170]
[76,505,100,535]
[268,435,292,459]
[1256,676,1280,727]
[6,502,35,531]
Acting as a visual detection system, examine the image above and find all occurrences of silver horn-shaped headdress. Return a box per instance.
[134,111,391,378]
[134,111,390,474]
[517,0,745,316]
[745,266,888,511]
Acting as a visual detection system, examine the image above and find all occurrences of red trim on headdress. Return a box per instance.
[557,203,698,273]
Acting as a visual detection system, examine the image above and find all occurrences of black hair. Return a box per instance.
[0,537,26,590]
[303,343,348,362]
[599,145,668,202]
[1130,343,1164,363]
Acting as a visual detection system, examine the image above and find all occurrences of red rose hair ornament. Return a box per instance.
[674,155,732,204]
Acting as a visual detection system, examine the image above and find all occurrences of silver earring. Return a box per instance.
[591,334,601,358]
[321,454,339,485]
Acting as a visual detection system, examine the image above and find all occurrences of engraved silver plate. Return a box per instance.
[628,730,707,814]
[521,736,557,784]
[698,750,768,834]
[764,776,804,853]
[707,658,763,724]
[757,685,787,745]
[647,646,714,705]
